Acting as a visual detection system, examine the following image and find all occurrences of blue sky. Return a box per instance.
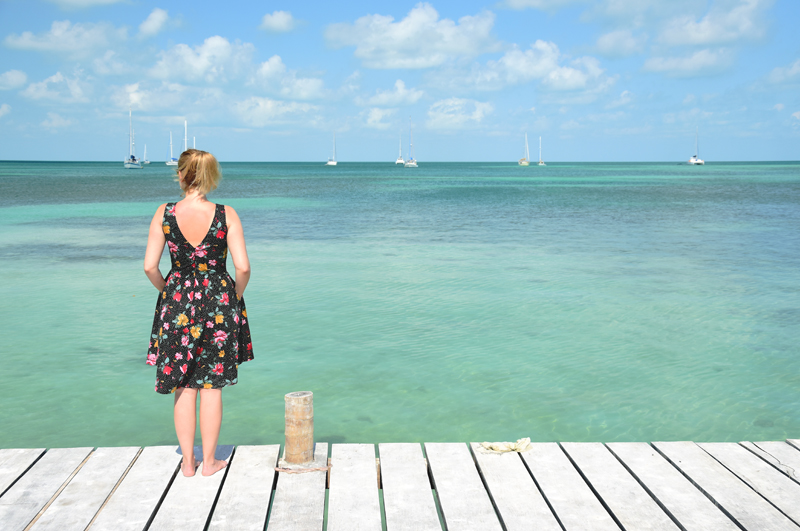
[0,0,798,162]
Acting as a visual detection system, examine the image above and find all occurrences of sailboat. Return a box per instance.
[142,144,150,164]
[688,127,704,165]
[325,133,337,166]
[395,131,404,164]
[518,133,530,166]
[124,108,142,169]
[538,136,546,166]
[165,132,178,166]
[404,119,418,167]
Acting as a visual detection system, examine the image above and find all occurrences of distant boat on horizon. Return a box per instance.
[404,118,418,168]
[519,133,530,166]
[395,130,404,165]
[165,132,178,166]
[538,136,546,166]
[142,144,150,164]
[325,133,337,166]
[124,108,142,169]
[688,127,704,165]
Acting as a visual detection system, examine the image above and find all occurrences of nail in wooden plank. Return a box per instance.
[700,442,800,526]
[0,447,93,531]
[470,443,560,531]
[654,441,796,531]
[268,442,328,531]
[521,443,619,531]
[208,445,280,530]
[561,442,678,531]
[29,446,139,531]
[379,443,441,531]
[607,442,738,531]
[424,442,502,531]
[327,444,382,531]
[742,441,800,481]
[148,445,234,531]
[89,446,181,531]
[0,449,45,495]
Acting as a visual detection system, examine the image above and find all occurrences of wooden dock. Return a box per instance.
[1,439,799,530]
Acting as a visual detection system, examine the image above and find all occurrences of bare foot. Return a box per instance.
[201,458,227,476]
[181,456,197,477]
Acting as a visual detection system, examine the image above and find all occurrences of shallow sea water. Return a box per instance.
[1,160,798,448]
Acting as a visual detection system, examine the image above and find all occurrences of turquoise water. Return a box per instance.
[1,161,798,448]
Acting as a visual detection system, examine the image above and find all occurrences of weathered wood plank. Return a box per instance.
[654,441,796,530]
[607,442,738,531]
[788,440,800,452]
[0,447,93,531]
[327,444,382,531]
[700,442,800,526]
[379,443,441,531]
[561,442,678,530]
[742,441,800,481]
[89,446,181,531]
[208,444,280,531]
[424,442,502,531]
[470,443,560,531]
[30,446,139,531]
[0,448,45,496]
[521,443,619,531]
[148,445,234,531]
[267,442,328,531]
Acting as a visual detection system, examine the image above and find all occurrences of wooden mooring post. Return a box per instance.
[284,391,314,464]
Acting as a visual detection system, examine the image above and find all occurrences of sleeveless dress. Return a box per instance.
[146,202,254,394]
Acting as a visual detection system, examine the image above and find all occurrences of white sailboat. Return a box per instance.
[688,127,704,165]
[124,108,142,169]
[404,119,417,168]
[518,133,530,166]
[165,132,178,166]
[538,136,546,166]
[325,133,337,166]
[395,131,404,164]
[142,144,150,164]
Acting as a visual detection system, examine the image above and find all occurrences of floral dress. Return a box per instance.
[146,202,253,394]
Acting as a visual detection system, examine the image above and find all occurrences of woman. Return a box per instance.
[144,149,253,477]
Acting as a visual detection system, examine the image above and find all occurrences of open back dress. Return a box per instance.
[146,202,253,394]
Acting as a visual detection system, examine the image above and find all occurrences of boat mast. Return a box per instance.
[695,126,699,158]
[539,136,542,162]
[169,132,173,159]
[409,117,413,160]
[333,133,336,161]
[128,108,133,157]
[399,131,402,158]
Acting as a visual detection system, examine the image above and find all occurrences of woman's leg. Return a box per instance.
[174,387,199,477]
[199,388,227,476]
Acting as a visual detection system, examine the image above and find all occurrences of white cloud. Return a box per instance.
[659,0,770,46]
[325,3,497,69]
[793,112,800,121]
[4,20,126,58]
[426,98,493,129]
[0,70,27,90]
[93,50,125,75]
[561,119,581,130]
[773,103,784,111]
[139,8,169,37]
[662,107,713,124]
[42,112,71,129]
[21,72,89,102]
[768,59,800,83]
[149,36,254,83]
[112,81,188,111]
[544,56,605,90]
[234,97,316,127]
[503,0,583,9]
[360,80,424,106]
[644,48,733,77]
[363,108,396,129]
[683,93,696,104]
[596,30,646,57]
[606,90,632,108]
[0,104,10,118]
[45,0,124,7]
[260,11,296,33]
[251,55,325,100]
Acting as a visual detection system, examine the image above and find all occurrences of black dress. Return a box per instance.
[146,202,254,394]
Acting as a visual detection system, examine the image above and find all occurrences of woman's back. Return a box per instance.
[173,199,217,248]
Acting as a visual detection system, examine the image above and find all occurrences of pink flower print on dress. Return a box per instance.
[234,313,239,324]
[163,322,170,330]
[181,335,189,346]
[187,292,194,301]
[184,280,191,287]
[167,241,178,253]
[173,293,181,302]
[194,278,199,287]
[180,364,188,374]
[221,293,229,305]
[195,291,202,299]
[167,205,176,215]
[209,260,217,266]
[206,321,214,328]
[175,353,183,360]
[163,365,173,375]
[213,363,224,375]
[146,353,157,365]
[216,230,226,239]
[203,279,209,287]
[213,330,228,346]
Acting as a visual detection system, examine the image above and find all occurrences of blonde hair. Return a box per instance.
[177,149,221,195]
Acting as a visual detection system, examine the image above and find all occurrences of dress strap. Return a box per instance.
[217,204,227,227]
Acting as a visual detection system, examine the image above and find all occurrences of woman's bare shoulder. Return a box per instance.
[223,205,241,222]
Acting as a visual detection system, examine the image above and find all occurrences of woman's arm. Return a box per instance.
[225,206,251,299]
[144,204,168,292]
